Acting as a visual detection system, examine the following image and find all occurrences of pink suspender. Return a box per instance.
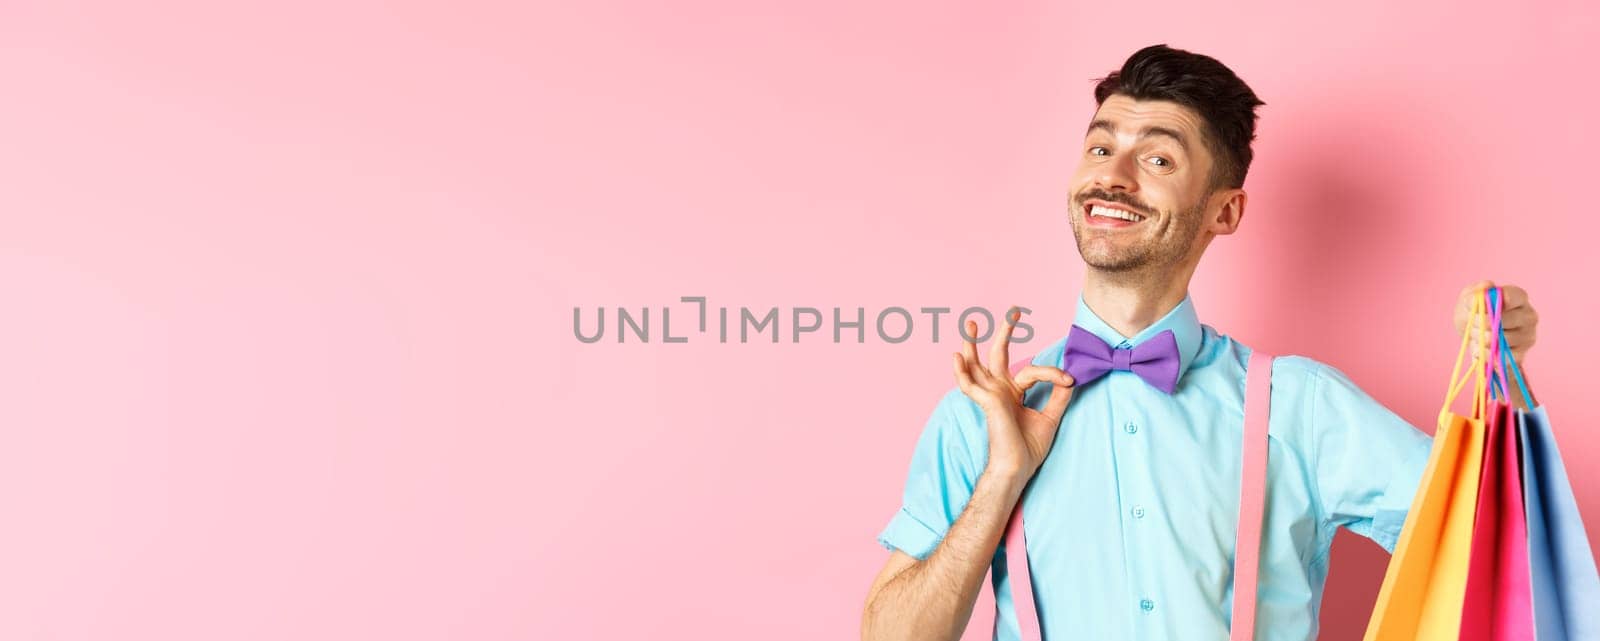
[1000,350,1275,641]
[1003,506,1044,641]
[1230,350,1273,641]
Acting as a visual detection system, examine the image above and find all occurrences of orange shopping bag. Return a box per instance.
[1364,287,1493,641]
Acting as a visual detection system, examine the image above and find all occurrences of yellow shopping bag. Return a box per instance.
[1364,289,1494,641]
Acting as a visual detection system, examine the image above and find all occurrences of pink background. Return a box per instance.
[2,1,1598,639]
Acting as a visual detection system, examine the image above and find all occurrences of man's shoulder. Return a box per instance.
[1245,347,1408,427]
[1199,325,1337,383]
[1268,354,1336,381]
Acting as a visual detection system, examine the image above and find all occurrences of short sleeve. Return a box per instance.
[1310,362,1434,553]
[876,387,987,561]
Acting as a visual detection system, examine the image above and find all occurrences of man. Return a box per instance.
[859,44,1541,641]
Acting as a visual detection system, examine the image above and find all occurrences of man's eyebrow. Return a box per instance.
[1140,126,1190,152]
[1086,119,1191,153]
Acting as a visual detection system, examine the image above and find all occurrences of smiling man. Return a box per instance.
[859,44,1540,641]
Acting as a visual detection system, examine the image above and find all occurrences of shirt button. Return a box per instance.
[1123,421,1138,434]
[1132,506,1146,519]
[1140,598,1155,612]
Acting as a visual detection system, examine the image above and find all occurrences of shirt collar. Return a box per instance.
[1070,292,1205,383]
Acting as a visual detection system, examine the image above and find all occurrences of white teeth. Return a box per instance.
[1089,204,1143,222]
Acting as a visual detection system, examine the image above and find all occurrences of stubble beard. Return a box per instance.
[1071,198,1206,285]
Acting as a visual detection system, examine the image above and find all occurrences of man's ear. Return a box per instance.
[1210,188,1247,236]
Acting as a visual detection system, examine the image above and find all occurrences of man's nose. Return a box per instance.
[1093,152,1139,193]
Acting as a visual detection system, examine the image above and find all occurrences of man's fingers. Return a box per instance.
[960,320,987,382]
[1454,280,1493,330]
[1500,285,1529,311]
[1501,298,1537,330]
[988,308,1019,380]
[1457,280,1494,314]
[1014,365,1073,394]
[1459,280,1495,300]
[1042,383,1075,423]
[1504,324,1536,352]
[953,352,979,394]
[1453,283,1535,361]
[1014,365,1076,423]
[1471,324,1535,355]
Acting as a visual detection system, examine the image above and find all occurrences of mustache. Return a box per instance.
[1075,190,1154,217]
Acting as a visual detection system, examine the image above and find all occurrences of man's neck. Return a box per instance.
[1081,269,1193,339]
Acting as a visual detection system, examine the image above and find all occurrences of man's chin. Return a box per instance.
[1085,259,1150,273]
[1076,245,1155,272]
[1075,240,1142,266]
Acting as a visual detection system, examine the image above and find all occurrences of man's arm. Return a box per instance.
[863,312,1073,641]
[861,467,1027,641]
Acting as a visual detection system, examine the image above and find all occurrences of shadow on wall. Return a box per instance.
[1251,104,1439,640]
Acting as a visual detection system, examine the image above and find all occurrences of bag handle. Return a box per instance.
[1490,288,1537,408]
[1484,287,1515,404]
[1442,286,1490,421]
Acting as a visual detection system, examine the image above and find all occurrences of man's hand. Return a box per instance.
[864,311,1068,641]
[1452,280,1539,365]
[952,308,1076,480]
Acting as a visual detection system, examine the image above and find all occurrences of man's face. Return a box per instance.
[1069,94,1219,273]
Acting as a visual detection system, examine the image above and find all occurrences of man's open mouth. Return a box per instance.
[1084,203,1146,224]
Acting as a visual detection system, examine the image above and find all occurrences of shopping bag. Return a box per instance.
[1522,407,1600,640]
[1459,288,1534,641]
[1364,288,1492,641]
[1495,299,1600,641]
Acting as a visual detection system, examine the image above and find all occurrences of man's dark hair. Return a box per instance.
[1092,44,1265,191]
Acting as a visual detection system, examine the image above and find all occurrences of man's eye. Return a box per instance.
[1149,156,1171,167]
[1089,147,1109,156]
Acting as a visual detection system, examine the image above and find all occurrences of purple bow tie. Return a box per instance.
[1061,325,1182,394]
